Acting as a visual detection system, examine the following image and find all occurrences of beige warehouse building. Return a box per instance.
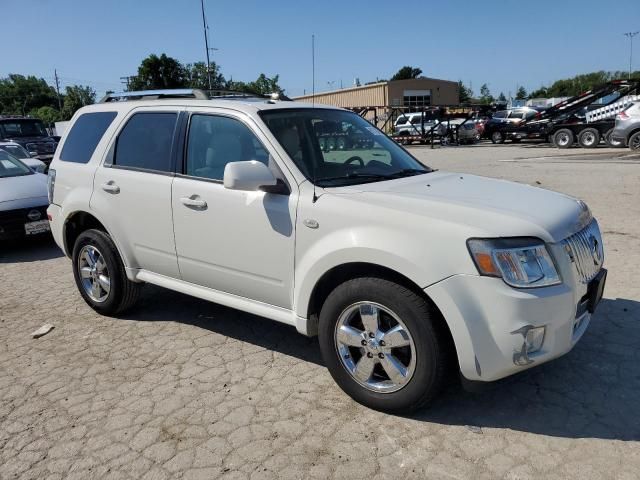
[294,77,459,129]
[294,77,459,108]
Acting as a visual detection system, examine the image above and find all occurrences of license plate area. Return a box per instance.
[24,220,50,235]
[586,269,607,313]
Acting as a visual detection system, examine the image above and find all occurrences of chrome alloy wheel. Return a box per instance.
[78,245,110,303]
[334,302,416,393]
[582,131,596,146]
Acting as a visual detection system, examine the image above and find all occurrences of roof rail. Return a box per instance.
[98,89,209,103]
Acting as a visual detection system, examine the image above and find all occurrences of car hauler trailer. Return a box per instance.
[496,79,640,148]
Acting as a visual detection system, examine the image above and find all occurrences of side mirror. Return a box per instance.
[223,160,280,192]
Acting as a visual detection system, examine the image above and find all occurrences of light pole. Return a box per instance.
[200,0,212,91]
[624,31,639,79]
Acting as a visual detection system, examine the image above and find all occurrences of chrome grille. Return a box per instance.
[562,219,604,284]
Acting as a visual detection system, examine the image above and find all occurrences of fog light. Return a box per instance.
[525,326,545,354]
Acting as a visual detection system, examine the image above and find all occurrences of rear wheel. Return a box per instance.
[491,131,505,144]
[577,128,600,148]
[629,131,640,151]
[318,277,450,412]
[554,128,574,149]
[72,229,142,315]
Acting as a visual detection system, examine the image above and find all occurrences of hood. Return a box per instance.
[326,172,589,243]
[0,172,48,204]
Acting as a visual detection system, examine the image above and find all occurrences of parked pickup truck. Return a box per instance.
[0,116,58,164]
[47,89,607,412]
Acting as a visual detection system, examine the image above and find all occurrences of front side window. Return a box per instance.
[261,109,431,187]
[114,112,177,172]
[60,112,117,164]
[185,114,268,181]
[0,150,32,178]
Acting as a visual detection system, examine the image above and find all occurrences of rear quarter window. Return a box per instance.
[60,112,118,163]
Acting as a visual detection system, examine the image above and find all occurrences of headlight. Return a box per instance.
[467,238,561,288]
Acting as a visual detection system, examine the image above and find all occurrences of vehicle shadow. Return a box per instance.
[0,235,64,263]
[121,284,324,366]
[121,287,639,441]
[412,297,640,441]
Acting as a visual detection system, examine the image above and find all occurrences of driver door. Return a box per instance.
[171,110,297,309]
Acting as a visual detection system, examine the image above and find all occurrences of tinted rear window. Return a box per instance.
[114,112,177,172]
[60,112,117,163]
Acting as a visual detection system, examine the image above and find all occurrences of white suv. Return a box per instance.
[47,89,607,412]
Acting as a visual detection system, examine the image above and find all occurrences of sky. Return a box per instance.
[2,0,640,99]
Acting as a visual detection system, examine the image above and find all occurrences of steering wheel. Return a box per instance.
[344,156,364,167]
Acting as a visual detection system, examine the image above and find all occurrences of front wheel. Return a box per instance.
[318,277,450,412]
[72,229,142,315]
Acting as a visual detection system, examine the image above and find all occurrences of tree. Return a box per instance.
[528,86,548,98]
[62,85,96,119]
[29,106,62,125]
[527,70,640,98]
[227,73,285,95]
[458,81,473,103]
[479,83,494,104]
[185,61,225,90]
[128,53,187,91]
[498,92,507,102]
[391,66,422,81]
[515,86,527,100]
[0,74,58,116]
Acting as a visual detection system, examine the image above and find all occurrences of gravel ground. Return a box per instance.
[1,143,639,480]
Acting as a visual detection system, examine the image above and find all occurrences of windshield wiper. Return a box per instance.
[315,169,430,186]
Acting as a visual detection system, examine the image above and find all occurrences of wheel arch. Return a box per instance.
[627,127,640,143]
[303,261,458,368]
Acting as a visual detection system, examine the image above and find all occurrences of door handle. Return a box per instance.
[180,196,207,209]
[101,181,120,194]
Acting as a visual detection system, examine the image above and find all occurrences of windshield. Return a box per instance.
[0,150,33,178]
[0,144,30,159]
[260,109,431,187]
[0,120,48,138]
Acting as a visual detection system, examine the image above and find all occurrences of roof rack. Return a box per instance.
[98,89,209,103]
[98,88,292,104]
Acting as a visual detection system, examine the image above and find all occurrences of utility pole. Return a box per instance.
[624,31,639,79]
[120,76,132,91]
[54,69,63,112]
[200,0,212,91]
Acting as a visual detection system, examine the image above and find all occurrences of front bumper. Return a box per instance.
[426,272,597,382]
[0,203,50,240]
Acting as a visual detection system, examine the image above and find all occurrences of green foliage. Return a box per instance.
[528,70,640,98]
[515,86,527,100]
[227,74,284,95]
[498,92,507,102]
[391,66,423,81]
[458,81,473,103]
[62,85,96,120]
[0,74,58,115]
[479,84,494,104]
[29,106,62,125]
[128,53,188,91]
[185,61,225,89]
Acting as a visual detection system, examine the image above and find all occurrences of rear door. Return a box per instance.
[91,107,182,277]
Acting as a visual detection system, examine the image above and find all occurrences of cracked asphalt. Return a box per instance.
[1,144,639,479]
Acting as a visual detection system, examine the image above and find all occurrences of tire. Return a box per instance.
[604,128,623,147]
[554,128,574,149]
[318,277,450,413]
[491,131,504,144]
[628,131,640,151]
[72,229,142,315]
[577,128,600,148]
